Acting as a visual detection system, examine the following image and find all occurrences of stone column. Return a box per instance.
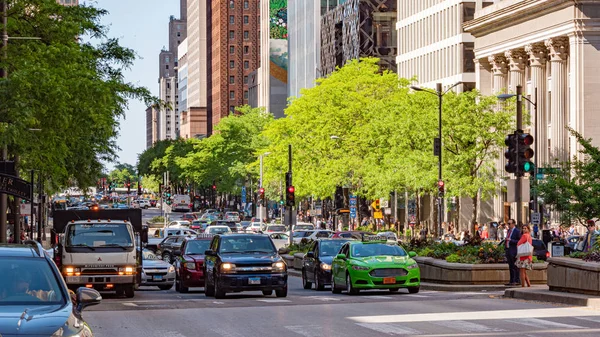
[487,54,508,223]
[475,58,492,96]
[488,54,508,94]
[545,37,569,162]
[504,49,527,92]
[525,43,548,165]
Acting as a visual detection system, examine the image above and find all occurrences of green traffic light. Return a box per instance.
[524,162,532,172]
[279,200,284,205]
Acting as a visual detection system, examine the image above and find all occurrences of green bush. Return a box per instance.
[149,216,165,223]
[446,254,460,263]
[570,251,586,259]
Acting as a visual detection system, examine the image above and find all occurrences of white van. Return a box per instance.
[172,194,191,212]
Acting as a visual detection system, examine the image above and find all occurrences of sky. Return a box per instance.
[82,0,180,171]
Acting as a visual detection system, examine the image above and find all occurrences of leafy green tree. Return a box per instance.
[137,139,174,179]
[0,0,154,190]
[537,128,600,225]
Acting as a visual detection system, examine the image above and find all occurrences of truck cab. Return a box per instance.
[52,209,145,298]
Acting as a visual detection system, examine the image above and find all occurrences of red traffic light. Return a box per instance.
[259,188,265,194]
[212,185,216,190]
[438,180,444,187]
[288,186,295,193]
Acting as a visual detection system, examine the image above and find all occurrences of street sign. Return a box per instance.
[531,212,541,225]
[0,173,32,201]
[384,208,392,215]
[349,195,357,206]
[536,173,544,180]
[350,206,356,218]
[538,167,560,174]
[380,199,389,208]
[374,210,383,219]
[241,186,247,204]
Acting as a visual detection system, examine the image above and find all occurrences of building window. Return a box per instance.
[463,2,476,23]
[230,106,235,112]
[244,1,249,9]
[230,45,235,54]
[462,43,475,73]
[229,76,235,84]
[166,65,169,69]
[229,31,235,39]
[229,0,234,9]
[230,15,235,24]
[165,56,170,62]
[244,61,249,69]
[244,91,249,100]
[244,31,249,40]
[177,32,181,37]
[230,91,235,100]
[244,76,248,84]
[230,60,235,68]
[244,46,250,54]
[244,16,249,25]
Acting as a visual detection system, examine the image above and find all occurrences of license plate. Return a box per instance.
[153,275,163,281]
[248,277,261,285]
[383,277,396,284]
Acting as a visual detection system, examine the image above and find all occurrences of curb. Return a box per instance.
[504,286,600,308]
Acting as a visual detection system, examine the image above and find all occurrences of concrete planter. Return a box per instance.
[293,253,305,270]
[146,222,164,229]
[282,254,294,267]
[547,257,600,295]
[415,256,547,285]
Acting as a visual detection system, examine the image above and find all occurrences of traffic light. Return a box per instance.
[437,180,445,197]
[279,195,284,206]
[517,132,534,176]
[137,182,142,195]
[286,185,295,207]
[258,187,265,204]
[505,133,518,174]
[166,186,171,198]
[212,184,216,191]
[126,178,131,194]
[374,199,381,211]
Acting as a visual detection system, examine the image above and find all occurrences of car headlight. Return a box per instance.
[169,265,176,273]
[407,263,419,270]
[221,263,236,273]
[320,263,331,271]
[63,266,81,276]
[183,262,195,270]
[272,261,286,272]
[351,265,369,271]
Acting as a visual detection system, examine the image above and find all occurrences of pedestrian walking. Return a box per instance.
[516,224,533,287]
[582,220,598,252]
[504,219,521,286]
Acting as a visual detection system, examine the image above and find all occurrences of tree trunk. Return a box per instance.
[433,194,438,238]
[455,197,461,232]
[471,194,478,235]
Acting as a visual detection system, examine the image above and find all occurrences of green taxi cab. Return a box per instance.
[331,237,420,294]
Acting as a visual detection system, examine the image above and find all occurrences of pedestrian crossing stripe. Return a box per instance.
[256,299,291,303]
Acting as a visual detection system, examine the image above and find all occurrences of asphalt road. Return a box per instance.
[85,276,600,337]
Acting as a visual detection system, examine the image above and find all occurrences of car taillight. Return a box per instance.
[546,251,550,258]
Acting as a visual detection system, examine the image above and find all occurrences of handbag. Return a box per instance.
[516,241,534,257]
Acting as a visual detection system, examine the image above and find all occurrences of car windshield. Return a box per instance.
[67,223,133,247]
[320,240,350,257]
[143,250,159,260]
[296,225,314,230]
[208,227,230,234]
[219,236,275,254]
[0,257,65,305]
[267,225,286,232]
[351,243,407,257]
[293,231,313,238]
[185,240,211,255]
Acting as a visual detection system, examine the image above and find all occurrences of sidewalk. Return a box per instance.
[504,285,600,309]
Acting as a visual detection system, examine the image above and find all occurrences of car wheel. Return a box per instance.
[275,286,287,298]
[144,206,149,209]
[124,285,135,298]
[346,274,359,295]
[214,276,226,299]
[331,276,342,294]
[389,288,400,292]
[162,252,171,264]
[175,275,181,292]
[204,273,214,297]
[314,269,325,291]
[158,284,172,291]
[302,269,312,290]
[262,290,273,296]
[408,286,420,294]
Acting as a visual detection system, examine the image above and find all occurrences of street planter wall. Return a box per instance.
[547,257,600,295]
[415,256,547,285]
[282,254,294,267]
[293,253,305,270]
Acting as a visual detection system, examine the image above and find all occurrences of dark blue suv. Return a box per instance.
[0,241,102,337]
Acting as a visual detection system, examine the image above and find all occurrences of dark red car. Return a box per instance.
[149,199,157,207]
[173,235,213,293]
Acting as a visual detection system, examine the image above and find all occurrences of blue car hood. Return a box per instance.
[0,303,76,336]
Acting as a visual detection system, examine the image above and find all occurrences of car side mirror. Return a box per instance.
[76,287,102,311]
[173,251,182,256]
[205,249,216,256]
[336,254,346,259]
[305,251,315,258]
[409,251,417,258]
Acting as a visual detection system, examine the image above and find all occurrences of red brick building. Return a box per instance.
[208,0,261,132]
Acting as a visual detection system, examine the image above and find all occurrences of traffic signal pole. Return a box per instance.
[287,145,294,247]
[516,85,523,225]
[437,83,443,238]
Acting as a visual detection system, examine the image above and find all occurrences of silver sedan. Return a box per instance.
[141,249,175,290]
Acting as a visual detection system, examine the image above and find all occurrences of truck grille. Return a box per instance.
[369,268,408,277]
[81,268,118,275]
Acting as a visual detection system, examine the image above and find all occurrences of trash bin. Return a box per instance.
[548,241,566,257]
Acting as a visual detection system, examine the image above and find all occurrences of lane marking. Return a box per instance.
[356,323,420,335]
[367,296,394,299]
[256,299,291,303]
[213,301,224,304]
[413,328,600,337]
[347,308,600,324]
[404,294,429,298]
[513,318,585,329]
[122,302,138,307]
[433,320,506,333]
[305,296,341,301]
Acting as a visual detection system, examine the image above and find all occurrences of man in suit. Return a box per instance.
[505,219,521,286]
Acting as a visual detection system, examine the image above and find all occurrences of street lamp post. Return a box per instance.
[259,152,271,224]
[409,82,463,237]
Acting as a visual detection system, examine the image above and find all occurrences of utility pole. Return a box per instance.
[516,85,523,225]
[0,0,8,243]
[286,145,294,247]
[437,82,443,238]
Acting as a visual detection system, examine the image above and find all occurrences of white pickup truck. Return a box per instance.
[146,227,197,253]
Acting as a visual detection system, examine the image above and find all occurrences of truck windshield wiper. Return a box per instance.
[244,250,275,254]
[99,244,130,250]
[69,244,95,251]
